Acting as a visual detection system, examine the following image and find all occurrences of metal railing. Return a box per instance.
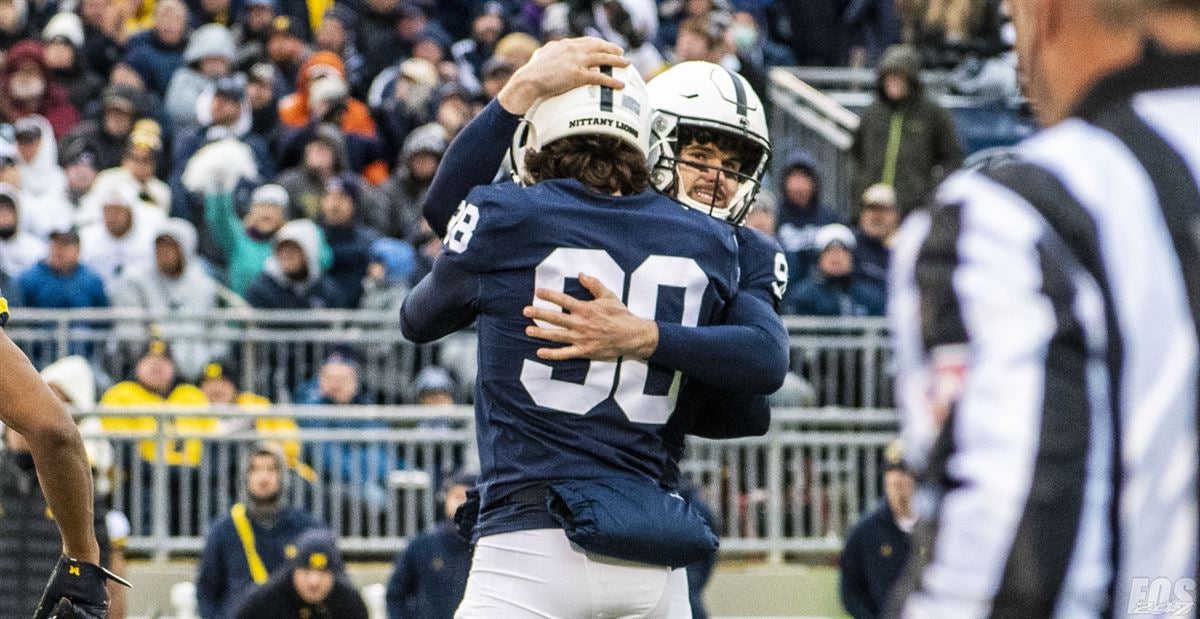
[7,310,895,411]
[767,67,859,216]
[82,406,898,562]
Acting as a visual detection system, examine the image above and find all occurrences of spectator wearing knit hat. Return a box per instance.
[234,528,368,619]
[204,182,329,296]
[368,56,439,157]
[784,223,885,316]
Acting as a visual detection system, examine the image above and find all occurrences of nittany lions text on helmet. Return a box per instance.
[510,63,654,185]
[647,61,771,225]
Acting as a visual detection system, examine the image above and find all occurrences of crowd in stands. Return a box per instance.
[0,0,1010,329]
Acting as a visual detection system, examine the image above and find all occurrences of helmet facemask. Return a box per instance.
[649,111,770,226]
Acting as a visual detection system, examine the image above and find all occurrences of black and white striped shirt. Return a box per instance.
[888,45,1200,617]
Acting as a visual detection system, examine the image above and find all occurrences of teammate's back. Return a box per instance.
[411,176,738,537]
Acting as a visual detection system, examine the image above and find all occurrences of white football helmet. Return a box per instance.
[646,61,771,225]
[511,64,654,185]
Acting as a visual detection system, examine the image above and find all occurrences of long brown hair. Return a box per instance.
[523,135,650,196]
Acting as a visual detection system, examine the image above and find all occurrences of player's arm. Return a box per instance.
[423,36,630,236]
[399,244,483,343]
[0,331,99,563]
[524,274,788,394]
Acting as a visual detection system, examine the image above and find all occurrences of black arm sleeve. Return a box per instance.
[423,100,522,237]
[399,256,482,344]
[680,383,772,439]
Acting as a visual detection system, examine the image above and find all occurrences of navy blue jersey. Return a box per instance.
[402,178,739,537]
[736,226,788,310]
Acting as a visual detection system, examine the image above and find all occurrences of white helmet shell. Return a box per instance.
[646,61,771,225]
[512,64,653,185]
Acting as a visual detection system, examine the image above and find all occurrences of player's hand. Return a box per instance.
[33,555,131,619]
[497,37,630,115]
[524,273,659,361]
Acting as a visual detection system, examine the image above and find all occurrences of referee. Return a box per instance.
[0,294,125,616]
[887,0,1199,616]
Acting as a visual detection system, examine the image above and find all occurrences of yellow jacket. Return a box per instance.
[99,382,216,467]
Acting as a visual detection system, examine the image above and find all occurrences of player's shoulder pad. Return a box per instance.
[736,226,784,256]
[445,182,535,254]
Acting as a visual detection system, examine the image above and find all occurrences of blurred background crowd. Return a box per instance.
[0,0,1017,327]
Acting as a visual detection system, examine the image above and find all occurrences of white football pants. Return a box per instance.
[454,528,692,619]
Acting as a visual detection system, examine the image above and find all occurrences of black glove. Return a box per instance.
[33,555,131,619]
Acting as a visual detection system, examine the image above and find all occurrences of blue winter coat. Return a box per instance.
[15,262,108,309]
[384,521,471,619]
[195,506,317,619]
[785,272,886,317]
[122,31,187,95]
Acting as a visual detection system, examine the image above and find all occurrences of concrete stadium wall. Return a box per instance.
[122,559,848,618]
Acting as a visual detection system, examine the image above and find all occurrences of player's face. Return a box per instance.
[677,141,742,211]
[292,567,334,604]
[247,454,282,501]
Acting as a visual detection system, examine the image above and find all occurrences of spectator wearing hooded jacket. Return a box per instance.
[0,40,80,138]
[774,150,843,290]
[0,186,46,281]
[277,52,387,184]
[784,224,886,317]
[196,442,318,619]
[110,218,221,380]
[358,237,414,313]
[11,115,75,240]
[244,219,339,310]
[79,186,165,290]
[164,23,238,132]
[849,44,962,216]
[42,13,105,118]
[122,0,191,95]
[366,125,445,240]
[319,174,380,308]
